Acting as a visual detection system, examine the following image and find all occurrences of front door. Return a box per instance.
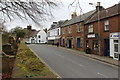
[62,39,65,47]
[104,39,110,56]
[68,40,72,48]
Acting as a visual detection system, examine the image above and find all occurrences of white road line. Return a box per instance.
[55,53,84,67]
[97,72,108,78]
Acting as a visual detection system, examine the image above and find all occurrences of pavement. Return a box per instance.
[58,46,119,67]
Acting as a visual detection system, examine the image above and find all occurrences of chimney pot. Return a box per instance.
[97,2,100,6]
[71,12,77,18]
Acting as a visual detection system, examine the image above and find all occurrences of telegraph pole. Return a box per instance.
[89,2,101,55]
[0,33,2,57]
[97,2,101,56]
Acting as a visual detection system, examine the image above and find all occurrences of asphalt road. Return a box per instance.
[28,44,118,78]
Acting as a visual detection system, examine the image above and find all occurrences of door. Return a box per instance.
[104,39,110,56]
[68,40,72,48]
[113,39,119,60]
[77,38,81,48]
[62,39,65,47]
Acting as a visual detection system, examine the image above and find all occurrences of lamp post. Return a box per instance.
[0,32,2,57]
[89,2,101,55]
[97,2,101,56]
[0,27,3,57]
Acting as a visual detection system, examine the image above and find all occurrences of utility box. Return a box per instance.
[110,32,120,60]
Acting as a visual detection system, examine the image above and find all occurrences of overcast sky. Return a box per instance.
[5,0,120,31]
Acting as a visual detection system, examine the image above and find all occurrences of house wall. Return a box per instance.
[61,22,85,52]
[47,27,61,45]
[37,30,47,43]
[85,15,120,56]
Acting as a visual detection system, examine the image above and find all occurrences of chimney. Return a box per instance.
[53,22,57,24]
[71,12,77,18]
[97,2,100,6]
[27,25,32,30]
[96,2,104,11]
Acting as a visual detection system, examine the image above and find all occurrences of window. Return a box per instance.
[38,35,41,38]
[68,26,72,34]
[62,39,65,47]
[114,40,119,52]
[92,40,98,50]
[86,40,89,48]
[62,28,65,34]
[104,20,109,31]
[88,25,93,33]
[76,23,81,32]
[48,32,50,36]
[114,44,118,52]
[77,38,81,48]
[114,40,118,43]
[57,29,59,35]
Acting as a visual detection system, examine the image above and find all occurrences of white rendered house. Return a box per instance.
[36,29,47,43]
[29,29,47,44]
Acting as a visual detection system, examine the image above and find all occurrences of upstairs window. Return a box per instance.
[104,20,109,31]
[76,23,81,32]
[48,32,50,37]
[38,35,41,38]
[57,29,59,35]
[88,25,94,33]
[68,25,72,34]
[62,28,65,34]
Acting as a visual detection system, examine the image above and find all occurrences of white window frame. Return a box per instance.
[104,20,109,31]
[62,28,65,34]
[76,23,81,32]
[57,29,59,35]
[68,25,72,34]
[88,25,94,33]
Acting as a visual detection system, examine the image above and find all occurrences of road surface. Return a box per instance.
[28,44,118,78]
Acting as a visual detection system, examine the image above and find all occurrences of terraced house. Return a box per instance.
[60,10,95,51]
[85,3,120,59]
[47,21,65,45]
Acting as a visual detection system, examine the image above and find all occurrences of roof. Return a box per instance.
[29,30,39,37]
[85,3,120,24]
[48,20,66,31]
[61,10,96,27]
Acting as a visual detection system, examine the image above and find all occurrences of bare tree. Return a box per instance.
[0,19,6,32]
[0,0,58,26]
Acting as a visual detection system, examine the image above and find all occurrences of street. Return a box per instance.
[28,44,118,78]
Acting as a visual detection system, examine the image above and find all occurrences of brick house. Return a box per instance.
[84,3,120,57]
[60,10,95,51]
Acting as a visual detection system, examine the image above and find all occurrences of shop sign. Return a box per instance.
[110,32,120,38]
[87,34,95,38]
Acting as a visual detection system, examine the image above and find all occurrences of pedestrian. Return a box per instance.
[56,42,59,47]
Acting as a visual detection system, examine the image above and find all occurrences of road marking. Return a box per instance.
[97,72,108,78]
[55,53,84,67]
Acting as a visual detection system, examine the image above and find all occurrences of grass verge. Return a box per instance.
[12,42,58,78]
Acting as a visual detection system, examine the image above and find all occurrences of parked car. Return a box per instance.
[25,41,30,44]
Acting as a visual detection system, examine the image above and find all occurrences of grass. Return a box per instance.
[12,42,58,78]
